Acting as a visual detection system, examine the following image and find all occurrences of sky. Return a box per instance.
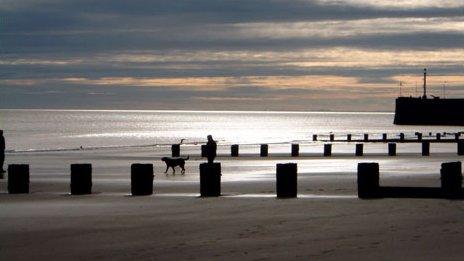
[0,0,463,111]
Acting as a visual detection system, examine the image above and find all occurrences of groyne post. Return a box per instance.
[347,134,352,141]
[276,163,297,198]
[313,134,318,141]
[399,133,405,142]
[364,134,369,142]
[416,132,423,141]
[260,144,268,157]
[330,134,334,142]
[324,144,332,156]
[131,164,154,196]
[422,141,430,156]
[70,163,92,195]
[357,162,380,199]
[291,144,299,157]
[458,141,464,156]
[440,161,462,199]
[231,144,239,157]
[455,133,461,141]
[382,133,387,142]
[355,144,364,156]
[388,143,397,156]
[8,164,29,194]
[201,145,207,157]
[436,133,441,141]
[171,144,180,157]
[200,163,221,197]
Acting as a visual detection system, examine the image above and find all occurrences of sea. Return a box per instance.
[0,109,462,152]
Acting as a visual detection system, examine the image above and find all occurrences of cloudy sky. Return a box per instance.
[0,0,463,111]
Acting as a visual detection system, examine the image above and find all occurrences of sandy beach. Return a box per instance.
[1,144,464,260]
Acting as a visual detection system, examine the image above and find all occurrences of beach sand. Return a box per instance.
[1,145,464,260]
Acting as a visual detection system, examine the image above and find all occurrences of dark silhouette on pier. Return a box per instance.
[205,135,217,164]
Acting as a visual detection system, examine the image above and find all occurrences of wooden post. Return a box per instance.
[388,143,396,156]
[291,144,299,157]
[171,144,180,157]
[458,141,464,156]
[324,144,332,157]
[399,133,405,141]
[70,164,92,195]
[355,144,363,156]
[357,163,380,198]
[260,144,268,157]
[312,134,318,141]
[417,132,423,141]
[131,164,154,196]
[330,134,334,142]
[231,144,239,157]
[440,161,462,199]
[422,141,430,156]
[276,163,297,198]
[364,134,369,142]
[200,163,221,197]
[347,134,352,141]
[455,133,461,141]
[8,164,29,194]
[201,145,207,157]
[382,133,387,142]
[436,133,441,141]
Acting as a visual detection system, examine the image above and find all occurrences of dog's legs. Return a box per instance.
[181,165,185,175]
[171,166,176,175]
[164,166,169,175]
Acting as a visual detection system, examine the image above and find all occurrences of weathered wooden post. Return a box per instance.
[70,164,92,195]
[440,161,462,199]
[422,141,430,156]
[382,133,387,142]
[330,134,334,142]
[201,145,207,157]
[357,163,380,198]
[364,133,369,142]
[312,134,318,141]
[171,144,180,157]
[260,144,268,157]
[131,164,154,196]
[347,134,352,141]
[416,132,423,141]
[388,143,397,156]
[231,144,239,157]
[455,133,461,141]
[276,163,297,198]
[458,141,464,156]
[324,144,332,156]
[399,133,405,141]
[436,133,441,141]
[8,164,29,194]
[355,144,363,156]
[200,163,221,197]
[291,144,299,157]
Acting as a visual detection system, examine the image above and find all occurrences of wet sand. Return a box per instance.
[1,146,464,260]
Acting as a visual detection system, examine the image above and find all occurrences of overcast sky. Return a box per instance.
[0,0,463,111]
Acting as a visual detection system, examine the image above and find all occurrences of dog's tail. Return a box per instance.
[183,155,190,161]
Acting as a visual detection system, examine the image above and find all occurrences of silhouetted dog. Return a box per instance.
[161,156,189,175]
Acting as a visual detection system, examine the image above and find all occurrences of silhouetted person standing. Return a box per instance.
[205,135,217,164]
[0,130,5,173]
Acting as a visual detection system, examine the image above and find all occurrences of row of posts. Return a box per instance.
[313,132,461,142]
[6,161,462,199]
[172,141,464,157]
[3,163,296,198]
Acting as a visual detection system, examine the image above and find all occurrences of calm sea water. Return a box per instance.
[0,109,462,152]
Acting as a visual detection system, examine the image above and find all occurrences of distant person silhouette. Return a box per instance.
[205,135,217,164]
[0,130,5,173]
